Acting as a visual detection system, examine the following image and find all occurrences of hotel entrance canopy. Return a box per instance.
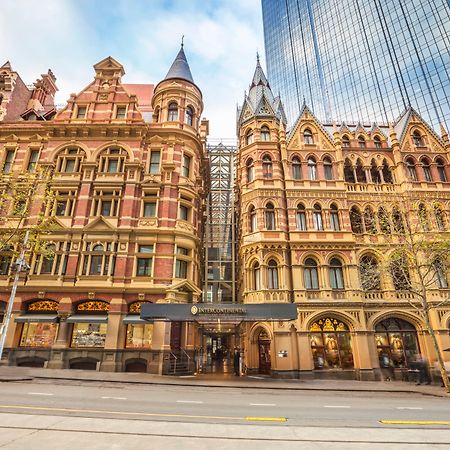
[140,303,297,323]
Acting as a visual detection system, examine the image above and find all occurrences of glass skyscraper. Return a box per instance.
[262,0,449,130]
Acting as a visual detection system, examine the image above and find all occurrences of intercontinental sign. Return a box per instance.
[140,303,298,322]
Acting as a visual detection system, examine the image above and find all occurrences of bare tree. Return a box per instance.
[356,191,450,392]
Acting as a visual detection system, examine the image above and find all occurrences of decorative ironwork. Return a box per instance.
[310,318,348,332]
[129,301,150,314]
[77,301,109,312]
[27,300,58,312]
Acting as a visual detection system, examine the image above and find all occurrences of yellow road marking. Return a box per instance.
[380,420,450,426]
[0,404,287,423]
[245,417,287,422]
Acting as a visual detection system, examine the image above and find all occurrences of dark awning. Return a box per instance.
[123,315,151,325]
[15,314,58,323]
[66,315,108,324]
[140,303,298,322]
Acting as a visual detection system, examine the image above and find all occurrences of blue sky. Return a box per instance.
[0,0,265,138]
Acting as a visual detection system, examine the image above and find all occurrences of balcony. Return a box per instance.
[243,289,291,303]
[346,183,395,193]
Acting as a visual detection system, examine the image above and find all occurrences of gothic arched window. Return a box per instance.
[185,106,194,126]
[267,259,279,289]
[308,157,317,180]
[329,258,344,289]
[292,157,302,180]
[265,202,276,230]
[304,128,314,144]
[260,126,270,141]
[168,102,178,121]
[304,258,319,290]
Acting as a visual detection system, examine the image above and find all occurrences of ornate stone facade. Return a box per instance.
[236,60,450,380]
[0,48,209,373]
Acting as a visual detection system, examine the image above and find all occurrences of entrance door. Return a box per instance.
[258,339,271,374]
[170,321,182,350]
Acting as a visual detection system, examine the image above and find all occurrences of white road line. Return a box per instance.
[248,376,265,380]
[323,405,350,408]
[396,407,423,410]
[176,400,204,404]
[27,392,54,396]
[101,396,127,400]
[250,403,276,406]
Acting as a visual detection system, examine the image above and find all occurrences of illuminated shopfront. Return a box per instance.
[310,318,354,370]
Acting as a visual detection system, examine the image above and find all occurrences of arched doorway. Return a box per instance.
[374,317,419,370]
[309,317,354,370]
[257,329,271,374]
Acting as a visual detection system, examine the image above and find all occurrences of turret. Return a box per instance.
[151,44,203,133]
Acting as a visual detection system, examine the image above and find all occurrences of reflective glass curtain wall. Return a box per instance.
[262,0,450,130]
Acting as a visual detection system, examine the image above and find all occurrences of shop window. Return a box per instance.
[359,255,381,291]
[313,203,323,230]
[262,155,273,179]
[260,126,270,142]
[20,323,58,347]
[126,323,153,348]
[246,158,254,182]
[265,203,275,230]
[296,203,307,231]
[330,204,340,231]
[310,318,353,370]
[168,102,178,121]
[375,318,418,369]
[292,157,302,180]
[267,259,279,289]
[304,258,319,290]
[185,106,194,126]
[71,323,107,348]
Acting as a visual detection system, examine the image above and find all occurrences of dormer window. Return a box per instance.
[76,105,87,119]
[168,102,178,121]
[260,126,270,141]
[342,135,350,148]
[358,136,366,148]
[304,128,314,144]
[115,106,127,119]
[374,136,382,149]
[185,106,194,126]
[412,131,424,147]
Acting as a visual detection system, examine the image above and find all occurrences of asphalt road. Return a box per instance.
[0,379,448,449]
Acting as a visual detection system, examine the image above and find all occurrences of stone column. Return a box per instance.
[298,332,314,379]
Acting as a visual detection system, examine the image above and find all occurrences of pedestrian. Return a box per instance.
[233,347,240,376]
[415,354,431,385]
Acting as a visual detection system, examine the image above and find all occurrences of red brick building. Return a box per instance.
[0,47,209,373]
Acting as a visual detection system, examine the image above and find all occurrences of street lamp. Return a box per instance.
[0,231,30,362]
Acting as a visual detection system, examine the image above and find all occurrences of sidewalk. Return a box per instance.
[0,365,448,397]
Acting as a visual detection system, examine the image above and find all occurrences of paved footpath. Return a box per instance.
[0,365,448,397]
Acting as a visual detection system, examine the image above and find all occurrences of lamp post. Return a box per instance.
[0,231,30,362]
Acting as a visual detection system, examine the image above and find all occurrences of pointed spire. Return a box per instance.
[250,55,269,90]
[1,61,12,70]
[164,45,194,84]
[440,123,448,139]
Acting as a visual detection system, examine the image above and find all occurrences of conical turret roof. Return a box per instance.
[164,45,194,84]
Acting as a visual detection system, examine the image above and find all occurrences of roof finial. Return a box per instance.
[181,35,184,47]
[256,51,260,63]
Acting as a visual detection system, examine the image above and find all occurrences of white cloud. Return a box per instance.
[0,0,265,138]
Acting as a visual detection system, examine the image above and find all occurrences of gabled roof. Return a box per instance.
[393,106,442,144]
[164,45,194,84]
[287,103,334,145]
